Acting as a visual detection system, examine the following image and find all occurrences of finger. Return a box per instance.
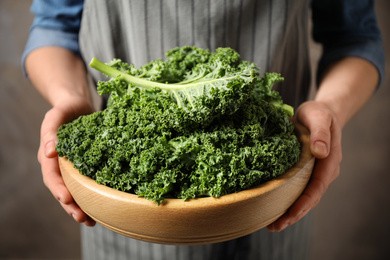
[59,200,96,227]
[40,108,67,158]
[267,120,342,232]
[38,148,96,226]
[267,162,340,232]
[296,102,332,159]
[39,147,73,205]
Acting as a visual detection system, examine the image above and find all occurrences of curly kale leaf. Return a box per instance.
[90,46,259,119]
[57,46,300,205]
[252,72,294,116]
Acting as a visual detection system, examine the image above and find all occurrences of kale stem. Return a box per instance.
[90,57,174,90]
[89,57,237,91]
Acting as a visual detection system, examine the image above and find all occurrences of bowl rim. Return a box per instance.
[59,117,314,209]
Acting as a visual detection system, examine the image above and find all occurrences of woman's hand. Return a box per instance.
[267,57,378,232]
[267,101,342,231]
[37,98,96,226]
[26,47,98,226]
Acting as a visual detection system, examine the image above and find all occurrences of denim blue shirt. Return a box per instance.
[22,0,83,75]
[22,0,385,87]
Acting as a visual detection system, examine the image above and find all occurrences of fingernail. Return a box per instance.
[71,213,78,222]
[280,222,289,230]
[44,141,57,157]
[57,195,65,204]
[313,141,328,156]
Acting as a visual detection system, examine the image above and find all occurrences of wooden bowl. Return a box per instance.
[59,119,314,245]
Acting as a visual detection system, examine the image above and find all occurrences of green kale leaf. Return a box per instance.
[56,46,300,205]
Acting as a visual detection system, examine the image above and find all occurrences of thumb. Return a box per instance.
[296,102,332,159]
[40,108,66,158]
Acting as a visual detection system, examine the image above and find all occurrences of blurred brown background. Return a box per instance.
[1,1,389,259]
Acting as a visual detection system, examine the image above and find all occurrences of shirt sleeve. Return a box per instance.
[21,0,84,77]
[312,0,385,88]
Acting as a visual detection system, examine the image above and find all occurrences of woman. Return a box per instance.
[22,0,384,259]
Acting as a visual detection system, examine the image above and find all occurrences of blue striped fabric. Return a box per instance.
[81,211,313,260]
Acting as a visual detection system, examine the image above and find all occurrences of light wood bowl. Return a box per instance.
[59,119,314,245]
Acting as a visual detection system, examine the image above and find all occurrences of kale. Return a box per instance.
[56,46,300,205]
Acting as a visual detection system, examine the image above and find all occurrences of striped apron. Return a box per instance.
[79,0,313,259]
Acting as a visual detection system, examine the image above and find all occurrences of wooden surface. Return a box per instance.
[59,119,314,245]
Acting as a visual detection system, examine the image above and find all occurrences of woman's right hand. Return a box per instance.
[25,47,97,226]
[37,97,96,226]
